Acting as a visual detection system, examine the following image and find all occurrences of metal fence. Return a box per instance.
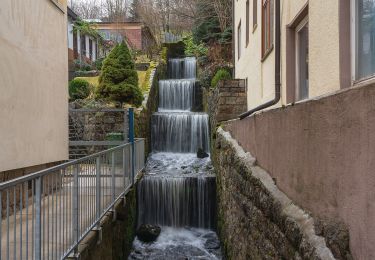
[0,139,145,260]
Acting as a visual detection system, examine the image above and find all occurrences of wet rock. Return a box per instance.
[136,224,161,243]
[197,148,209,158]
[203,233,221,250]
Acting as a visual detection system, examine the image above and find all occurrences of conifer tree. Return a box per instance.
[96,42,143,106]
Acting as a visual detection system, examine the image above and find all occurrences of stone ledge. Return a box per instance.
[214,127,346,259]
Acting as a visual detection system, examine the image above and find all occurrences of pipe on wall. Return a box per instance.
[239,0,281,120]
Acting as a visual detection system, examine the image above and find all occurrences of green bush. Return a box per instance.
[211,69,232,88]
[107,82,143,105]
[183,35,208,57]
[69,79,91,100]
[96,42,143,106]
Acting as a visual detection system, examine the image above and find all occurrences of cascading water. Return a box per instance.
[130,57,221,260]
[168,57,197,79]
[158,79,196,111]
[151,113,210,153]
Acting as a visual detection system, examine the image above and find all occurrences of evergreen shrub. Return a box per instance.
[96,42,143,107]
[69,78,91,100]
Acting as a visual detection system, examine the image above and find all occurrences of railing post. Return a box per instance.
[34,177,42,260]
[95,157,102,244]
[128,108,135,186]
[96,157,101,222]
[72,165,79,256]
[122,147,127,206]
[111,152,116,221]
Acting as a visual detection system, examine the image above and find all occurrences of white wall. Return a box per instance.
[0,0,69,172]
[234,0,342,110]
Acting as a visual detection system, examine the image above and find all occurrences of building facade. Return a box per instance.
[232,1,375,259]
[0,0,69,173]
[67,7,102,79]
[94,22,156,52]
[235,0,375,111]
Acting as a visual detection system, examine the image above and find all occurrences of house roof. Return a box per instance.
[67,7,79,21]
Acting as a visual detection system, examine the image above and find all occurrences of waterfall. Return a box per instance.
[138,176,216,229]
[151,113,209,153]
[136,55,217,238]
[168,57,197,79]
[159,80,196,111]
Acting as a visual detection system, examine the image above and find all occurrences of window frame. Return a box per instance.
[253,0,258,32]
[246,0,250,46]
[238,21,242,60]
[261,0,274,60]
[295,17,309,101]
[351,0,375,83]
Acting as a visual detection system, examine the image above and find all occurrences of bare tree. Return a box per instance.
[103,0,131,22]
[212,0,232,32]
[70,0,131,21]
[70,0,103,19]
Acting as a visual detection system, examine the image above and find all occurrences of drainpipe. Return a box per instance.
[232,0,235,77]
[239,0,281,120]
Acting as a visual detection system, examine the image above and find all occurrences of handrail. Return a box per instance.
[0,139,145,191]
[0,139,145,260]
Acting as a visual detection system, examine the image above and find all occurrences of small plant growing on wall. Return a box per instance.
[96,42,143,107]
[211,68,232,88]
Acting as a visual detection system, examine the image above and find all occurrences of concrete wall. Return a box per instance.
[225,83,375,260]
[0,0,69,172]
[234,0,342,110]
[213,127,349,259]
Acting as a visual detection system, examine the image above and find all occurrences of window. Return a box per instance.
[295,18,309,101]
[262,0,274,59]
[352,0,375,80]
[246,0,250,46]
[253,0,258,30]
[238,21,242,59]
[89,39,93,60]
[81,36,86,55]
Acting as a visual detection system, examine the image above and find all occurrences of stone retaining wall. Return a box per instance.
[207,80,247,140]
[136,62,166,155]
[213,127,351,259]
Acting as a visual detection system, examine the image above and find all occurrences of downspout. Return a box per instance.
[232,0,235,77]
[239,0,281,120]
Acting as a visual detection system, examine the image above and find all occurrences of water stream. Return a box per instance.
[129,57,221,259]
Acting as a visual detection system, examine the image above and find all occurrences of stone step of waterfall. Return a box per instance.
[137,175,217,229]
[158,79,199,111]
[151,113,210,153]
[168,57,197,79]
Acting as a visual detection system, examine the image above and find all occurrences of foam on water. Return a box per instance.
[129,227,221,260]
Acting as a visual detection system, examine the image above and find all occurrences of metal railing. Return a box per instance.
[0,139,145,260]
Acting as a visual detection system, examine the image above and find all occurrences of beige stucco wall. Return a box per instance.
[0,0,69,172]
[234,0,341,110]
